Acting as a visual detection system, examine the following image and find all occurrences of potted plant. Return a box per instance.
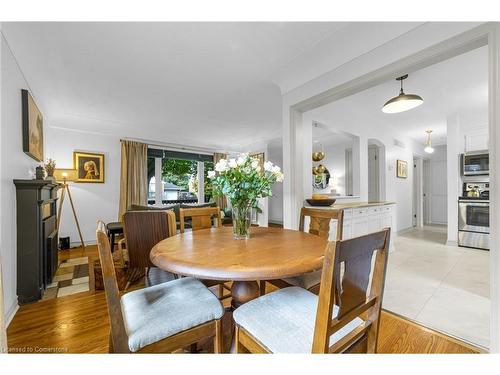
[44,159,56,180]
[208,153,283,239]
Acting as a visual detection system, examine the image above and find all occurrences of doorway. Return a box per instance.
[284,25,498,351]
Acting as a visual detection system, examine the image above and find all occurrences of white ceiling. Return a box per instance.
[2,22,350,150]
[317,45,489,146]
[2,22,486,151]
[312,123,356,147]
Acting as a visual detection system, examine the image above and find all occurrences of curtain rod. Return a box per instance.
[120,137,223,156]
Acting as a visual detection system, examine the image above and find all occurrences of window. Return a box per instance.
[147,148,214,205]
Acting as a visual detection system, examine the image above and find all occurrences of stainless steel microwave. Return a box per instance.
[462,152,489,176]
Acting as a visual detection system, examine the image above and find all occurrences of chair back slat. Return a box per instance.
[335,230,387,318]
[123,210,174,268]
[312,228,391,353]
[96,221,130,353]
[179,207,221,233]
[299,207,343,240]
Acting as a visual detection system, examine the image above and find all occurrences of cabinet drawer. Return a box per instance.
[353,208,367,216]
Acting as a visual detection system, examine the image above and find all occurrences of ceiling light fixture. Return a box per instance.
[424,129,434,154]
[382,74,424,114]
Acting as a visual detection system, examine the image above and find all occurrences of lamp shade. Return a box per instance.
[53,168,78,182]
[382,93,424,113]
[382,74,424,114]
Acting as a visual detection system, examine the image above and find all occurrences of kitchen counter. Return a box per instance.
[304,201,396,210]
[302,201,396,251]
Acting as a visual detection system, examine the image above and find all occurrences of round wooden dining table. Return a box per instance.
[150,226,328,308]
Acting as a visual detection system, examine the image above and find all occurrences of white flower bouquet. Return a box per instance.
[209,153,283,239]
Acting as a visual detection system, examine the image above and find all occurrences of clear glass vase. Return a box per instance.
[232,205,251,240]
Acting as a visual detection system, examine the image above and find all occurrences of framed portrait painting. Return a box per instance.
[21,89,44,162]
[73,152,105,183]
[396,159,408,179]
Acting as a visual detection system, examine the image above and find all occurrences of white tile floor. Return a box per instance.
[383,225,490,349]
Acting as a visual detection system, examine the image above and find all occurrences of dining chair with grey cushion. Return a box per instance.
[261,207,344,296]
[233,228,391,353]
[96,220,224,353]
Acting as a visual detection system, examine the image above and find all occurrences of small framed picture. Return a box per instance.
[396,159,408,179]
[73,151,105,183]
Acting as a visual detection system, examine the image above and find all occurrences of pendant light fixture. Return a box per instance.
[424,129,434,154]
[382,74,424,114]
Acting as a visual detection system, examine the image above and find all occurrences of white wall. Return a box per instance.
[0,23,4,337]
[267,139,283,224]
[1,35,43,323]
[45,127,121,245]
[429,145,448,224]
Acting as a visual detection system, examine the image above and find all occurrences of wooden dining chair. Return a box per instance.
[262,207,344,295]
[122,210,177,289]
[96,220,224,353]
[179,207,230,300]
[233,228,390,354]
[179,206,222,233]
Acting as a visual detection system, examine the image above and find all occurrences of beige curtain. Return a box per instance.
[0,254,7,353]
[213,152,228,210]
[119,140,148,220]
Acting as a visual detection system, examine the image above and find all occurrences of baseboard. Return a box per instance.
[429,221,447,226]
[5,301,19,328]
[69,239,96,247]
[396,227,414,235]
[268,219,283,225]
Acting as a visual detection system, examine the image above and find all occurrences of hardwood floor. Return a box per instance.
[6,245,481,354]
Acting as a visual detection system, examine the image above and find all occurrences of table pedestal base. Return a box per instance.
[231,280,260,309]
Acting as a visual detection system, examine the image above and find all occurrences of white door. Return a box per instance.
[345,149,353,196]
[412,158,417,227]
[423,159,431,225]
[368,146,379,202]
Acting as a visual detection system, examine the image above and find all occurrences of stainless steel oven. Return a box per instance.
[462,152,489,176]
[458,199,489,250]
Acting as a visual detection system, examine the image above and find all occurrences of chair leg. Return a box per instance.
[108,331,114,353]
[125,267,139,291]
[218,283,224,299]
[259,280,266,296]
[235,325,245,354]
[214,319,223,354]
[110,232,115,250]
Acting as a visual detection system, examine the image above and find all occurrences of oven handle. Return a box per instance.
[458,200,489,205]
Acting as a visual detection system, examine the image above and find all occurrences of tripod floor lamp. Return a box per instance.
[53,169,85,250]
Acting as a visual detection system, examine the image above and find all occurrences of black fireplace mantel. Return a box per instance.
[13,179,61,304]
